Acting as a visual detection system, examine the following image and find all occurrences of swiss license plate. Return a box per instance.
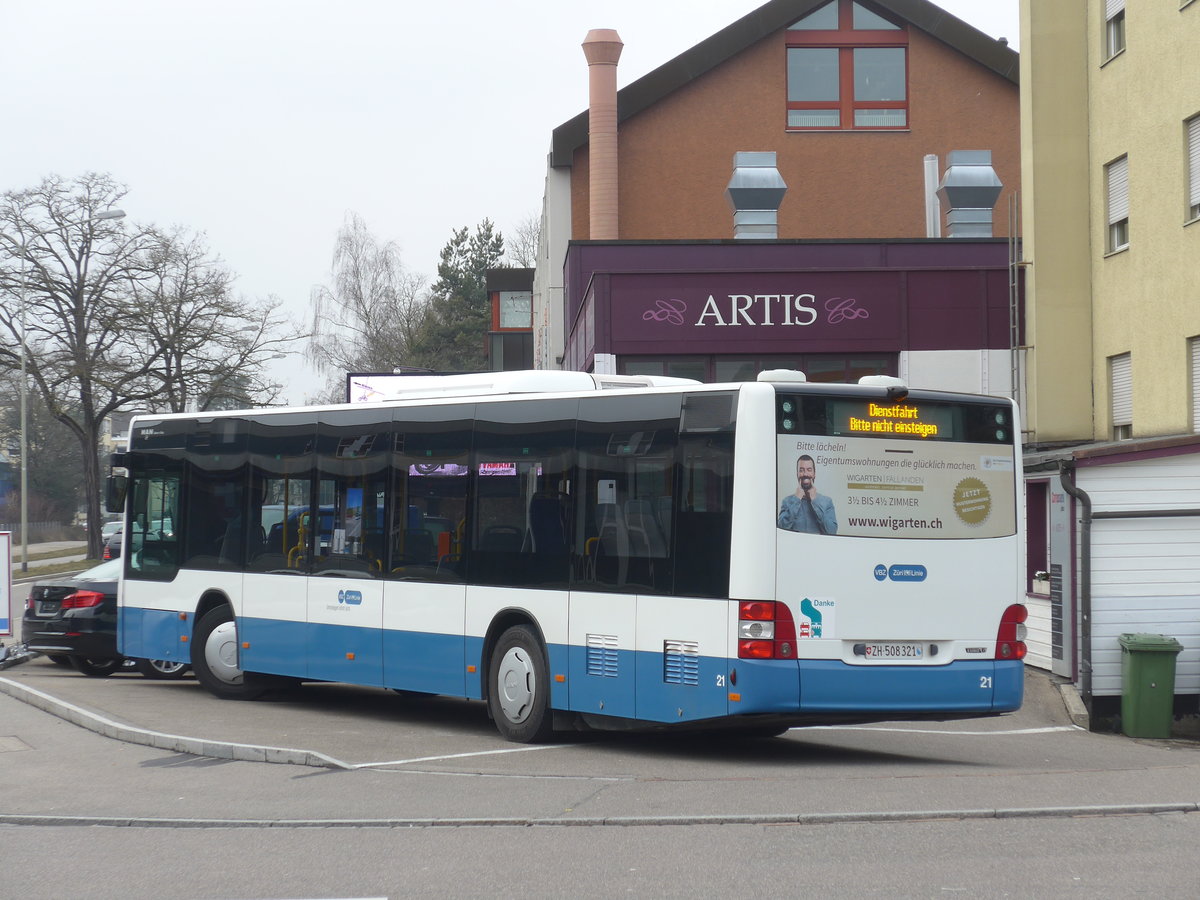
[37,601,61,615]
[863,641,924,659]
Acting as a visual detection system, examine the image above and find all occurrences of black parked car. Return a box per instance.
[23,558,189,679]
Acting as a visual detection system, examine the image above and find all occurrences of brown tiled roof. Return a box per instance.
[551,0,1019,167]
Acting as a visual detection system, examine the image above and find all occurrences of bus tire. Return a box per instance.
[191,606,266,700]
[487,625,553,743]
[134,658,190,679]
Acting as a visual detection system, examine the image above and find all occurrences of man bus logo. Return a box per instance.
[338,590,363,606]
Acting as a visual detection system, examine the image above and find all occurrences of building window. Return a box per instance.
[1187,115,1200,221]
[1190,336,1200,433]
[1025,481,1049,595]
[1110,352,1132,440]
[497,291,532,329]
[1105,155,1129,252]
[786,0,908,131]
[1104,0,1125,59]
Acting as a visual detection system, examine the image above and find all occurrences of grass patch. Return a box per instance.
[15,558,102,580]
[11,545,89,564]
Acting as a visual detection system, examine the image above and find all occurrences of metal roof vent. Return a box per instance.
[725,151,787,239]
[936,150,1003,238]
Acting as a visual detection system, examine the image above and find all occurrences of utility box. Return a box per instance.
[1118,633,1183,739]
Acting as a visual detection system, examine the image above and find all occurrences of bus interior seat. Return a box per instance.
[527,492,568,554]
[625,498,668,558]
[479,525,523,554]
[397,528,436,565]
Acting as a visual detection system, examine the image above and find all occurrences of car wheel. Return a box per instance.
[134,658,191,679]
[487,625,553,743]
[190,606,267,700]
[46,654,74,667]
[71,656,123,677]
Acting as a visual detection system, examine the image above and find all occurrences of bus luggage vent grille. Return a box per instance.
[663,640,700,685]
[681,393,735,433]
[586,633,619,678]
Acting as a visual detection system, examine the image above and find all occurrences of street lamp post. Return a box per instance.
[16,208,126,572]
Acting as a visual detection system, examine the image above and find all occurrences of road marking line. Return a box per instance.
[803,724,1083,735]
[352,743,581,769]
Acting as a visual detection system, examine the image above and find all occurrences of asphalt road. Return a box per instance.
[4,640,1200,897]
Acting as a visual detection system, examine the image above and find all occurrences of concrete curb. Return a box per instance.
[1055,679,1091,730]
[0,675,352,770]
[1,804,1197,829]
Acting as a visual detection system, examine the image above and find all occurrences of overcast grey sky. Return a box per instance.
[2,0,1018,403]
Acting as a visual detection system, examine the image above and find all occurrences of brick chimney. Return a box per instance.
[582,29,623,240]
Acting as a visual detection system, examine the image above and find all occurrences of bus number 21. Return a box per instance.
[979,676,993,689]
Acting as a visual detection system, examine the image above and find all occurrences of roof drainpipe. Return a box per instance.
[582,29,623,240]
[936,150,1003,238]
[923,154,942,237]
[1057,460,1093,710]
[725,151,787,239]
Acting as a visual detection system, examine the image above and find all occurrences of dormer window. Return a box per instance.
[786,0,909,130]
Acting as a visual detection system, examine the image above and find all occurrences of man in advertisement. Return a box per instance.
[778,454,838,535]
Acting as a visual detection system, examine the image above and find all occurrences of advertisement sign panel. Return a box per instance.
[775,398,1016,540]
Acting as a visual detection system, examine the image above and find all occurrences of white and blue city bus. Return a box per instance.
[108,369,1026,742]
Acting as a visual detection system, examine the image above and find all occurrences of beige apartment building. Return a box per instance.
[1020,0,1200,717]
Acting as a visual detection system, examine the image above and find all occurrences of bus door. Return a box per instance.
[382,405,472,696]
[303,412,391,687]
[243,413,315,679]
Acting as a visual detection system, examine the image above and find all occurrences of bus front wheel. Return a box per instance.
[191,606,266,700]
[487,625,554,743]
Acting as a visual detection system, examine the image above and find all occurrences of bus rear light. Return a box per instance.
[738,600,798,659]
[739,640,774,659]
[62,590,105,609]
[739,620,775,640]
[995,604,1028,660]
[739,601,775,621]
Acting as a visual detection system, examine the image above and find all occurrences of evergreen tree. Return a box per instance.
[406,220,505,371]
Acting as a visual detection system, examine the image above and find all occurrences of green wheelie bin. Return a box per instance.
[1118,633,1183,739]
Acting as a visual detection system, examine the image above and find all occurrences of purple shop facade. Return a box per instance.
[562,240,1019,375]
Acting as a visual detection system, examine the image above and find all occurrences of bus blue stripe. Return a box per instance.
[125,607,1022,721]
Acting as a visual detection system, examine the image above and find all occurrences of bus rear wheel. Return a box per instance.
[487,625,553,743]
[135,658,190,679]
[191,606,266,700]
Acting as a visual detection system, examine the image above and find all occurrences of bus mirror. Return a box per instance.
[105,474,128,514]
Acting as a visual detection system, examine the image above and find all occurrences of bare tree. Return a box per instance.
[131,226,304,413]
[0,173,303,555]
[308,212,427,399]
[0,174,161,555]
[507,211,541,268]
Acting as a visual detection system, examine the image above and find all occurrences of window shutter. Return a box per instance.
[1107,156,1129,224]
[1110,353,1132,427]
[1188,117,1200,213]
[1191,338,1200,434]
[1105,0,1125,21]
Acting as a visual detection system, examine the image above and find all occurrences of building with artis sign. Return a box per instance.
[534,0,1023,392]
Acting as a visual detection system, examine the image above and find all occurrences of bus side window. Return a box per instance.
[673,434,734,598]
